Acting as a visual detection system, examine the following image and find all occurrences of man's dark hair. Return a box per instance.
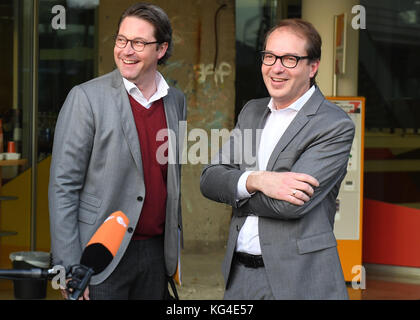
[264,18,322,87]
[117,2,173,65]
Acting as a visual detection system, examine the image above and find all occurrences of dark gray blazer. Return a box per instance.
[200,87,354,299]
[49,69,186,285]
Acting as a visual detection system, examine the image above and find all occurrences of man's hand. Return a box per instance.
[60,281,90,300]
[246,171,319,205]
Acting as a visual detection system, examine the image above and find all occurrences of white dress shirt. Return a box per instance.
[122,71,169,109]
[235,86,316,255]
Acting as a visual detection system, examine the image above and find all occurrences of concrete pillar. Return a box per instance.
[302,0,360,96]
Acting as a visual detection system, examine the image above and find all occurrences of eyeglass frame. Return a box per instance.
[260,51,312,68]
[114,35,161,52]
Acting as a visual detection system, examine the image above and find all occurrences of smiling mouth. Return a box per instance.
[271,77,288,83]
[122,59,139,64]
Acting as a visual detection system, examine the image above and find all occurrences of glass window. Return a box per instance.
[0,0,33,176]
[359,0,420,130]
[38,0,97,160]
[0,0,15,154]
[360,0,420,208]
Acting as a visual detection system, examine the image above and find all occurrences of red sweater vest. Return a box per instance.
[127,94,168,240]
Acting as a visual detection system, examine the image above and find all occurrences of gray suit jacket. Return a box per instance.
[200,87,354,299]
[49,69,186,285]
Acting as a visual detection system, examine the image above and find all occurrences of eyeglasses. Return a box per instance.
[115,35,160,52]
[261,51,311,68]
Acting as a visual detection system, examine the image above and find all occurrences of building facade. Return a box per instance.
[0,0,419,276]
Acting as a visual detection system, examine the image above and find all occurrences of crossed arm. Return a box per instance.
[200,115,355,220]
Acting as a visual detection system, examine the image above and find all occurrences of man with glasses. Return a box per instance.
[49,3,186,299]
[201,19,354,299]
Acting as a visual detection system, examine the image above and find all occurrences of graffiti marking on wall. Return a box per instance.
[195,62,232,85]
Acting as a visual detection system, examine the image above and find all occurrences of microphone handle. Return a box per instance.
[67,265,95,300]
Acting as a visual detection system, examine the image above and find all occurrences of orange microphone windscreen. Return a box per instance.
[86,211,130,257]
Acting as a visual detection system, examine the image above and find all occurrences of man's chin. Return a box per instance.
[119,71,138,82]
[267,87,287,100]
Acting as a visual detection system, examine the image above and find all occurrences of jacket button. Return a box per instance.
[137,196,143,201]
[128,227,133,233]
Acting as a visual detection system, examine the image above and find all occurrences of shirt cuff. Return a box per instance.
[236,170,255,200]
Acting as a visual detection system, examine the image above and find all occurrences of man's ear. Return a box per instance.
[157,42,168,60]
[309,59,320,78]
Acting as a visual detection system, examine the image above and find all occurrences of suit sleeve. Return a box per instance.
[48,85,95,268]
[200,102,252,207]
[241,115,355,220]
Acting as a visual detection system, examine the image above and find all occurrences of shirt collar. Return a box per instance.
[267,85,315,113]
[122,72,169,108]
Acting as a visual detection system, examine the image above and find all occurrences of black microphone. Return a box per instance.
[66,211,130,300]
[0,268,56,280]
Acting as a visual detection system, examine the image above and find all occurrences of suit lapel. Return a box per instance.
[111,70,144,175]
[255,104,270,159]
[163,90,179,153]
[163,90,179,196]
[266,87,324,171]
[247,100,270,170]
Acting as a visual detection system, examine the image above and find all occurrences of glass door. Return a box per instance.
[0,0,36,269]
[0,0,97,271]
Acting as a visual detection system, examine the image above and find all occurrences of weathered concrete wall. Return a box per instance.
[98,0,236,251]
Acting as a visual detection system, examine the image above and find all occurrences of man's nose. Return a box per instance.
[123,41,135,54]
[271,58,286,72]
